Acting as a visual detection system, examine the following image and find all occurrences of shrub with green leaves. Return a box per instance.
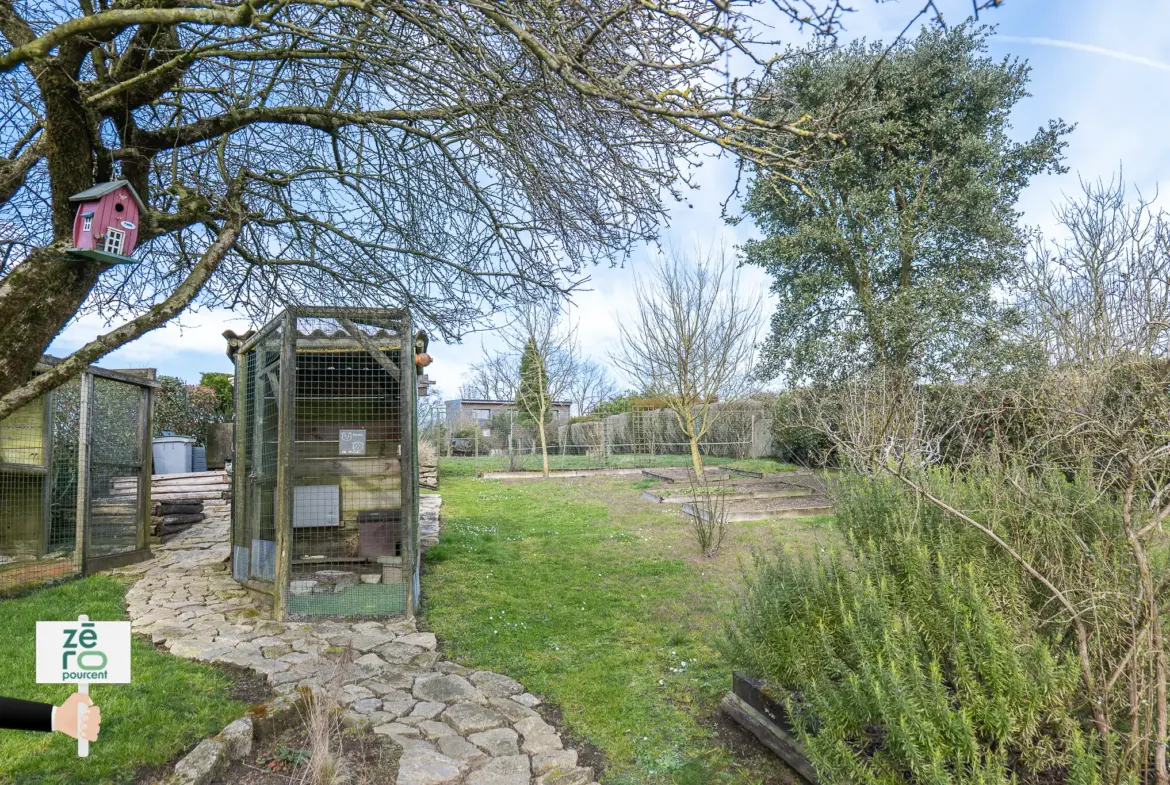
[725,471,1115,784]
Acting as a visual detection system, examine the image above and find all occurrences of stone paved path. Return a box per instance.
[114,506,597,785]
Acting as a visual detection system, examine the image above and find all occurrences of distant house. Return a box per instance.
[445,398,571,433]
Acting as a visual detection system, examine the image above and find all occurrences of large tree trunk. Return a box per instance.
[0,246,105,396]
[0,56,106,399]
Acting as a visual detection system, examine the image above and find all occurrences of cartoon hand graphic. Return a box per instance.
[54,693,100,742]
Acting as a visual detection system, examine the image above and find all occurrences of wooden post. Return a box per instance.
[74,372,94,575]
[272,311,297,621]
[250,338,268,584]
[231,345,248,577]
[401,314,417,618]
[39,389,55,557]
[136,385,152,551]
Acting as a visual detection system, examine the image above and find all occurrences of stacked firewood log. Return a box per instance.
[151,500,205,536]
[146,470,231,537]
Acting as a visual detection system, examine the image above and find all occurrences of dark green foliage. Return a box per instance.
[743,25,1069,383]
[516,338,551,425]
[723,470,1133,784]
[769,390,834,466]
[153,375,222,445]
[199,372,234,418]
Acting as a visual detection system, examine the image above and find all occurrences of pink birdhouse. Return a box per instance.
[69,180,145,259]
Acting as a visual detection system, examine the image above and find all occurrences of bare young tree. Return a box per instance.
[1019,171,1170,364]
[504,302,576,477]
[564,356,617,417]
[459,350,520,402]
[610,248,762,477]
[0,0,851,422]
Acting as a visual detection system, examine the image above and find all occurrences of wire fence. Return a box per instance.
[0,366,155,596]
[231,308,419,620]
[433,403,773,473]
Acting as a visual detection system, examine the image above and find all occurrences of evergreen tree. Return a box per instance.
[742,24,1070,384]
[516,337,553,474]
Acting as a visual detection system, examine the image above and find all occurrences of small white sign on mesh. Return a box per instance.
[339,429,366,455]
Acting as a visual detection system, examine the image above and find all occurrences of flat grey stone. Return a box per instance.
[521,733,563,755]
[531,750,578,777]
[513,693,541,708]
[402,701,446,723]
[413,650,442,668]
[466,754,531,785]
[341,684,375,704]
[488,697,541,723]
[534,768,593,785]
[417,719,459,738]
[379,641,426,664]
[436,661,472,676]
[442,703,505,735]
[366,680,403,696]
[437,735,488,761]
[471,671,524,696]
[351,697,384,714]
[469,727,520,756]
[169,738,227,785]
[414,674,484,705]
[215,718,253,759]
[289,580,317,595]
[380,690,417,718]
[349,630,395,652]
[514,716,555,738]
[398,631,438,650]
[395,748,463,785]
[355,652,390,670]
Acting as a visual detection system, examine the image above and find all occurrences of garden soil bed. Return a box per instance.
[684,495,835,522]
[642,478,816,504]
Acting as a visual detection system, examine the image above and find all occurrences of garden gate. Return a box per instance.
[0,362,157,594]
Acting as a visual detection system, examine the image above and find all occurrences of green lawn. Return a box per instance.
[422,468,831,785]
[0,575,249,784]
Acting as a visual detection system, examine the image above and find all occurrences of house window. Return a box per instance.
[102,228,125,255]
[473,408,491,421]
[81,214,92,232]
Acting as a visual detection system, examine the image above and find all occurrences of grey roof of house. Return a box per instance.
[69,180,146,211]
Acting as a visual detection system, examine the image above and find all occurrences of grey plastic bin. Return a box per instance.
[152,435,197,474]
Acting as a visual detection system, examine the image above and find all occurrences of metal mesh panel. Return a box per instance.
[286,315,407,617]
[239,321,283,584]
[231,308,417,619]
[0,387,63,593]
[443,404,765,471]
[87,377,145,559]
[0,369,152,595]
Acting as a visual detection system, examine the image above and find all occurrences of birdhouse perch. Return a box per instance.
[67,180,145,264]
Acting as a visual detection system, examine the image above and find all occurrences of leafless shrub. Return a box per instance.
[686,469,729,558]
[295,646,353,785]
[1019,171,1170,364]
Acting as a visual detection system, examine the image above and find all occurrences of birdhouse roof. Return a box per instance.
[69,180,145,211]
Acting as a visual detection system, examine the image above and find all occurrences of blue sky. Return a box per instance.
[49,0,1170,398]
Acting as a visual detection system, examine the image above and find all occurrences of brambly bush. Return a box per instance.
[725,465,1159,784]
